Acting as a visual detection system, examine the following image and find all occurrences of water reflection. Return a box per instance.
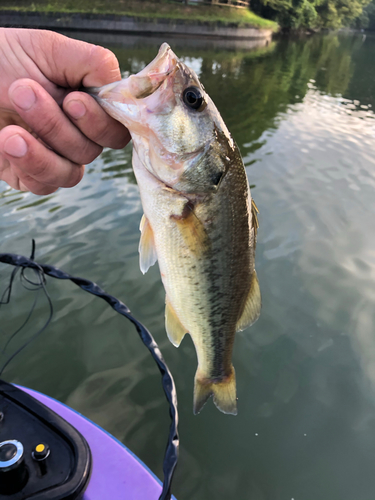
[1,32,375,500]
[65,30,274,52]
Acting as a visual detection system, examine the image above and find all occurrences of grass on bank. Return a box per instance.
[0,0,277,29]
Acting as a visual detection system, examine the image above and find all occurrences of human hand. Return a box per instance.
[0,28,130,195]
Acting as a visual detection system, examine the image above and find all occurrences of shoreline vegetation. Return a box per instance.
[0,0,277,30]
[250,0,373,32]
[1,0,373,33]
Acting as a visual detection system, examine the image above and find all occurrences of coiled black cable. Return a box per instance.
[0,244,178,500]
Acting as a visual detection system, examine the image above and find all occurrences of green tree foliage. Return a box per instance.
[251,0,372,29]
[353,0,375,29]
[316,0,371,28]
[263,0,319,29]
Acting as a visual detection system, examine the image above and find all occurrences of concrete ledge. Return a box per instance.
[0,11,274,40]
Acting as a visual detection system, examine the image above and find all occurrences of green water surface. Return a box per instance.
[1,32,375,500]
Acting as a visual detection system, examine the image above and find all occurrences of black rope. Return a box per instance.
[0,250,179,500]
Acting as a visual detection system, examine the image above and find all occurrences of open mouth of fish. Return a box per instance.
[86,43,178,112]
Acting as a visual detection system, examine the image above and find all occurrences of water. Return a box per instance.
[1,32,375,500]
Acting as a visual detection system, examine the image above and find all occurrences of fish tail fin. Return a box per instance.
[193,375,213,415]
[212,367,237,415]
[193,367,237,416]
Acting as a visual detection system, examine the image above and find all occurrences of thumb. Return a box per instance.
[26,30,121,89]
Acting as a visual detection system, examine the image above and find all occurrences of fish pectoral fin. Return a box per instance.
[193,367,237,416]
[139,214,158,274]
[165,296,187,347]
[236,271,261,332]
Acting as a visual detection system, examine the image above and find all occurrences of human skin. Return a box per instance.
[0,28,130,195]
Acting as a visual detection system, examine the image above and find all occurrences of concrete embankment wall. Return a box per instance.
[0,11,273,40]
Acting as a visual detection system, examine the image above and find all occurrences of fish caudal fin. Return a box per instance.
[236,270,261,332]
[193,367,237,416]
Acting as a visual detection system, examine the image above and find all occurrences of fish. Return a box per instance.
[88,43,261,415]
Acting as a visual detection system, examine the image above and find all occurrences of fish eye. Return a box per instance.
[183,86,206,111]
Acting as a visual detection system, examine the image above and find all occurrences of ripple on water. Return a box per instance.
[248,88,375,416]
[2,33,375,500]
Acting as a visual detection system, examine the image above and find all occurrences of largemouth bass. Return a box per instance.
[89,44,261,415]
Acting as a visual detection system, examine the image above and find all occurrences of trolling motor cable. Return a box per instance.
[0,246,179,500]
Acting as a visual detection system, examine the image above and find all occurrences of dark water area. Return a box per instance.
[1,32,375,500]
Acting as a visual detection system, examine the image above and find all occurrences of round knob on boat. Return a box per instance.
[0,439,28,494]
[0,439,23,470]
[32,442,50,461]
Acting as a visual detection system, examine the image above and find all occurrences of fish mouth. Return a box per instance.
[86,43,178,104]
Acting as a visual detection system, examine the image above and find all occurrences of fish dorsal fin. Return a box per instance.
[236,271,261,332]
[139,214,157,274]
[251,198,259,238]
[165,296,187,347]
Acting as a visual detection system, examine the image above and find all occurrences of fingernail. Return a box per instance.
[4,135,28,157]
[11,85,36,111]
[66,100,86,119]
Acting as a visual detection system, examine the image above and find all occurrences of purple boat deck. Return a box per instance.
[20,386,176,500]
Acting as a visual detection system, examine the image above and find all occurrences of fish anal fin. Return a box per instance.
[193,367,237,416]
[139,214,157,274]
[165,296,187,347]
[236,271,261,332]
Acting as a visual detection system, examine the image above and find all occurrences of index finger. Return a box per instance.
[64,91,131,150]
